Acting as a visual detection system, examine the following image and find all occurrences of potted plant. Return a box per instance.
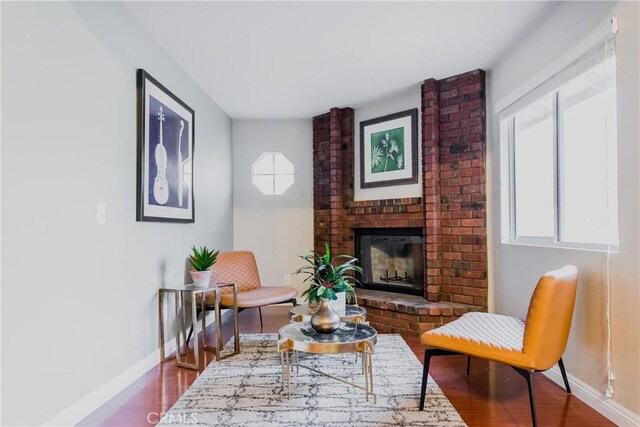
[189,246,219,286]
[294,243,363,334]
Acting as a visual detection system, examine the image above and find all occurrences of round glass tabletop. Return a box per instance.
[278,321,377,354]
[289,304,366,322]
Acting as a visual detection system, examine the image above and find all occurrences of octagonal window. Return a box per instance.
[252,152,294,195]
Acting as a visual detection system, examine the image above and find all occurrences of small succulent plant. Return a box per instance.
[189,246,219,271]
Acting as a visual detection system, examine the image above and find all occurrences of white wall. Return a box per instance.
[232,120,313,296]
[488,0,639,416]
[354,86,422,201]
[1,2,233,425]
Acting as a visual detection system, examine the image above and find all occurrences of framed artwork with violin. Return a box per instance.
[136,69,195,223]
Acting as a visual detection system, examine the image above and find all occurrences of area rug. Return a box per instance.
[159,334,466,426]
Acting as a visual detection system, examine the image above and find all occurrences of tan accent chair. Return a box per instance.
[419,265,578,427]
[189,251,297,339]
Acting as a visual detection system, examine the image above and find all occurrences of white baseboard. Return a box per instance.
[44,310,231,427]
[543,367,640,426]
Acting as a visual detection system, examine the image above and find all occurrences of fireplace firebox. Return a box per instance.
[354,228,424,296]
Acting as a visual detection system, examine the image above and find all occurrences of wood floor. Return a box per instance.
[79,306,613,427]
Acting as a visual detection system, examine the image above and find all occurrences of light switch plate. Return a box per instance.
[284,274,291,285]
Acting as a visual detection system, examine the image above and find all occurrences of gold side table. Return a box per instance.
[159,283,239,370]
[277,321,377,402]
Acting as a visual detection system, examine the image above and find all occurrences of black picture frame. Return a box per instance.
[137,69,195,223]
[360,108,418,189]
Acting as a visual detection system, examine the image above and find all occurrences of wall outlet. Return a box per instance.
[284,274,291,285]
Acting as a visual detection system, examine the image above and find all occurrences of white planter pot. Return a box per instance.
[328,292,346,315]
[190,270,212,287]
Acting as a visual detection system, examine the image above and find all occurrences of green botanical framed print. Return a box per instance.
[360,109,418,188]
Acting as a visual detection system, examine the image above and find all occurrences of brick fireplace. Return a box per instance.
[313,69,488,333]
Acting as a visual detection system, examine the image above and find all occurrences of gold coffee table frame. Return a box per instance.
[277,322,377,403]
[159,283,239,370]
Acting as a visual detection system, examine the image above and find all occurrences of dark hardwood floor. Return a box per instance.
[79,306,613,426]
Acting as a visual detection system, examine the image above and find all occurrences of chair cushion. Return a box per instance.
[203,286,297,308]
[210,251,262,292]
[421,312,530,370]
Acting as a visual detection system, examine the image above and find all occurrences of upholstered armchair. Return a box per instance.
[188,251,297,341]
[419,265,578,427]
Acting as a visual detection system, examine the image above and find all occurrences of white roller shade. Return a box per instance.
[497,18,617,120]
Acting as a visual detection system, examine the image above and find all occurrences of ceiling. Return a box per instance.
[124,1,551,119]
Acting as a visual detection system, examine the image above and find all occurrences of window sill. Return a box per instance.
[500,240,619,254]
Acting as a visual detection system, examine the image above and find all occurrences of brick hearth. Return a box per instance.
[356,289,476,335]
[313,69,488,331]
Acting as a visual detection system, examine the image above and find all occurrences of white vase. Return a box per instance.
[328,292,346,315]
[190,270,212,287]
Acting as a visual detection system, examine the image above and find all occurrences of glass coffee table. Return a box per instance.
[277,321,377,402]
[289,304,367,323]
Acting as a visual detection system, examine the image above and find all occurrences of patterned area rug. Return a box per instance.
[160,334,466,426]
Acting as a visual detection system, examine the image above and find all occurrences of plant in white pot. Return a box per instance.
[295,243,363,334]
[189,246,219,286]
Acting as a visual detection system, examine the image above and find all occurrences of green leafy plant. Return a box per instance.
[189,246,219,271]
[294,243,363,303]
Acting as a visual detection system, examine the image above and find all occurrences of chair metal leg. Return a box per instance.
[186,325,193,346]
[419,349,459,410]
[558,358,571,393]
[420,348,550,426]
[419,349,432,411]
[525,373,537,427]
[186,307,202,345]
[258,307,264,332]
[513,367,537,427]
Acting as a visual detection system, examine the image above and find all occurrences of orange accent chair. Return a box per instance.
[419,265,578,427]
[188,251,297,340]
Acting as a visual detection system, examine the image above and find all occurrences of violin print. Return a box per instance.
[152,105,169,205]
[137,69,194,223]
[148,98,190,209]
